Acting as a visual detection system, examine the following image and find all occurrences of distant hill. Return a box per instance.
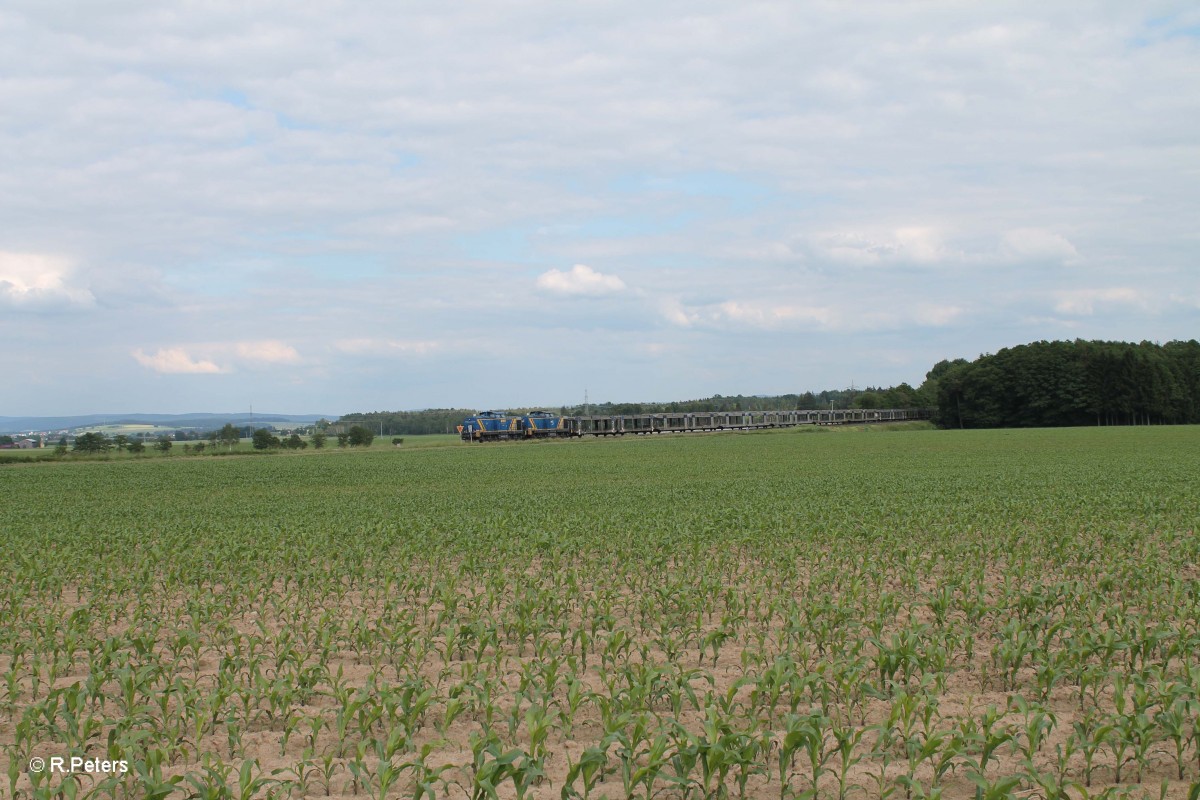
[0,412,335,434]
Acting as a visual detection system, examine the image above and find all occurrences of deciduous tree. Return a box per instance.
[252,429,280,450]
[219,423,240,452]
[347,425,374,447]
[72,432,111,453]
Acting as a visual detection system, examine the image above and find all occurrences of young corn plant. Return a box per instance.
[465,730,545,800]
[402,741,457,800]
[895,776,944,800]
[231,758,280,800]
[691,706,743,800]
[1107,674,1150,784]
[128,746,184,800]
[1070,709,1115,789]
[1153,695,1196,780]
[182,760,233,800]
[990,619,1033,692]
[1010,696,1056,764]
[313,750,343,797]
[956,704,1014,800]
[828,717,866,800]
[1021,759,1078,800]
[901,726,959,798]
[965,773,1022,800]
[523,703,559,765]
[562,743,610,800]
[625,729,675,800]
[728,728,771,800]
[778,710,833,800]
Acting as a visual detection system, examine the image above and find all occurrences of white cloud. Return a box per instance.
[806,68,870,98]
[1003,228,1079,263]
[661,296,966,333]
[131,340,302,375]
[1053,287,1142,316]
[661,298,856,332]
[659,298,698,327]
[716,300,834,329]
[234,340,301,365]
[535,264,626,295]
[333,338,440,356]
[132,348,223,374]
[814,227,953,266]
[1169,292,1200,310]
[0,252,95,310]
[894,228,947,264]
[913,304,964,326]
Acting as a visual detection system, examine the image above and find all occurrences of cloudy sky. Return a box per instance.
[2,2,1198,415]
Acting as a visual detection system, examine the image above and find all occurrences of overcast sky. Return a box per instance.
[2,2,1198,415]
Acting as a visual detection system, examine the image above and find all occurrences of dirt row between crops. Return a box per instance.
[5,562,1199,799]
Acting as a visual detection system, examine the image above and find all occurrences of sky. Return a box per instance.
[2,2,1198,416]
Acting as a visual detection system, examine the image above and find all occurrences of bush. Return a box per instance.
[73,432,112,454]
[252,429,281,450]
[347,425,375,447]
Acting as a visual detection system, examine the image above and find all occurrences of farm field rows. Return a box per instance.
[2,426,1199,799]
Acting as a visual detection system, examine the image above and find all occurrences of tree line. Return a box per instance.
[555,386,933,417]
[336,409,476,436]
[251,426,376,449]
[930,339,1200,428]
[55,423,380,457]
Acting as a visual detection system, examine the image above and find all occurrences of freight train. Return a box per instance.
[458,408,931,441]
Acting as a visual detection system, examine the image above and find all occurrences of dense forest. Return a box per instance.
[931,339,1200,428]
[337,339,1200,434]
[335,409,478,436]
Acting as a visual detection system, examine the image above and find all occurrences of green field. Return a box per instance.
[2,426,1199,798]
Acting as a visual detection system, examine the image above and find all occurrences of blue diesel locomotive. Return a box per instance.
[457,410,568,441]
